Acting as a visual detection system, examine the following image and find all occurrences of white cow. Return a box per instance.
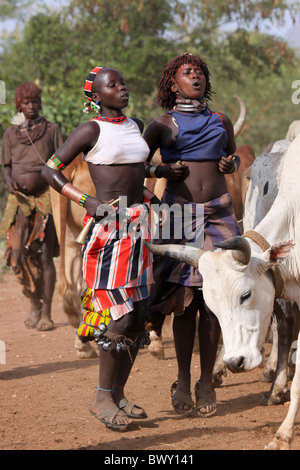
[145,132,300,449]
[243,139,299,405]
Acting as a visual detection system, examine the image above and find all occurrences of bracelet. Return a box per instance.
[149,166,157,178]
[61,182,85,204]
[79,193,89,207]
[46,154,67,171]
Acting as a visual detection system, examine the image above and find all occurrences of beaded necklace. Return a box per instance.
[92,115,127,124]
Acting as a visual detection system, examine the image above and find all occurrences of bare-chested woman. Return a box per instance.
[42,66,154,431]
[0,82,63,331]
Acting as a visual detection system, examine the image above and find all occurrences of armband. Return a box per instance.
[61,182,85,205]
[46,154,67,171]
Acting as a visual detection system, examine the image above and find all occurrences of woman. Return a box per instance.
[0,82,62,331]
[42,66,154,431]
[144,53,241,417]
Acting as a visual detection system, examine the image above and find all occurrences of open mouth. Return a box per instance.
[192,80,201,89]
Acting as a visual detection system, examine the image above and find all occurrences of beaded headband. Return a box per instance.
[83,66,104,102]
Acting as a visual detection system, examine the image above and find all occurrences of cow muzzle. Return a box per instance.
[225,356,245,373]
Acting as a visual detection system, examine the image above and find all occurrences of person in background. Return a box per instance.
[0,82,63,331]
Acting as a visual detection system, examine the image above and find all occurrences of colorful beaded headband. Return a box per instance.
[84,66,104,102]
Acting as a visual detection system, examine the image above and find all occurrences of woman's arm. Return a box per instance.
[41,121,101,216]
[144,118,186,181]
[218,112,240,174]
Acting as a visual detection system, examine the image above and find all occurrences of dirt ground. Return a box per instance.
[1,266,300,452]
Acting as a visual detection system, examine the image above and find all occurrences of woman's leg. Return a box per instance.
[112,299,148,417]
[37,215,57,330]
[172,294,198,413]
[196,289,221,416]
[90,313,134,428]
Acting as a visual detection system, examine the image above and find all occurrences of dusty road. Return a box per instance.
[0,268,299,452]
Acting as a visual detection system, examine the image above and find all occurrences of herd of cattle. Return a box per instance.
[48,108,300,450]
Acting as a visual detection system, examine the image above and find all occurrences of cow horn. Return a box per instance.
[233,95,247,138]
[144,241,204,269]
[214,236,251,265]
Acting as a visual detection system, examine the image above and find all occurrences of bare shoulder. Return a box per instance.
[58,120,100,158]
[217,112,235,137]
[131,117,145,133]
[218,112,233,128]
[69,120,99,142]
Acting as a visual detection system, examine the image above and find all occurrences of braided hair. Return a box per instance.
[156,53,212,110]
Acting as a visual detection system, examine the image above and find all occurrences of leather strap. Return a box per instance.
[242,230,284,299]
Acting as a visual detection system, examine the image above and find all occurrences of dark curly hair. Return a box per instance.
[15,82,41,111]
[156,53,212,110]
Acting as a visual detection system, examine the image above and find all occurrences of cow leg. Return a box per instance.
[212,343,226,388]
[261,322,278,383]
[266,329,300,450]
[146,311,166,360]
[288,304,300,380]
[74,335,98,359]
[260,300,294,406]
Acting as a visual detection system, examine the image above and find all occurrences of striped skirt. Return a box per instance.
[81,201,153,321]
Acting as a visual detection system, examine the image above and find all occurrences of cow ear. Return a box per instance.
[261,240,294,265]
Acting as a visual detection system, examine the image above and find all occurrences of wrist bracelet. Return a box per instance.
[149,166,157,178]
[79,193,89,207]
[61,182,84,204]
[46,154,67,171]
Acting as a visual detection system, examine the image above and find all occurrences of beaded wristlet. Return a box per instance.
[46,154,67,171]
[79,193,89,207]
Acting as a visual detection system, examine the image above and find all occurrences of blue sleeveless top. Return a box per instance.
[160,108,228,163]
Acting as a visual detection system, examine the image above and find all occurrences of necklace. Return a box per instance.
[92,115,127,123]
[174,99,207,113]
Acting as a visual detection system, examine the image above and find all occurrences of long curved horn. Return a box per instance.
[144,241,204,269]
[214,236,251,265]
[233,95,247,138]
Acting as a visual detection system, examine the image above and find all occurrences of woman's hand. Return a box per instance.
[84,196,117,219]
[157,162,186,181]
[219,156,236,174]
[5,176,20,194]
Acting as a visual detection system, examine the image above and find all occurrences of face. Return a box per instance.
[198,251,275,372]
[92,68,129,111]
[19,96,41,121]
[171,63,206,101]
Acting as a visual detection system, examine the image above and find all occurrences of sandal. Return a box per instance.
[36,319,55,331]
[171,380,194,416]
[24,310,42,329]
[89,404,131,431]
[195,379,217,418]
[118,398,148,419]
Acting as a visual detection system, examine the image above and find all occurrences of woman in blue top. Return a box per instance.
[144,52,241,417]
